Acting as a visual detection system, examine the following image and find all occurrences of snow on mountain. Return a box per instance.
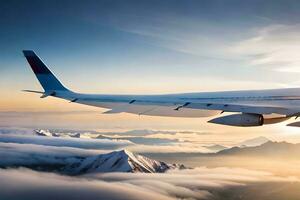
[35,129,178,146]
[238,136,270,147]
[35,129,81,138]
[35,129,54,137]
[64,149,186,175]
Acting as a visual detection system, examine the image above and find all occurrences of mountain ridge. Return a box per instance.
[237,136,270,147]
[64,149,186,175]
[217,140,300,158]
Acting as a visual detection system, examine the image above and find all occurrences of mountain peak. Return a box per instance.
[64,149,186,175]
[238,136,270,147]
[119,149,131,155]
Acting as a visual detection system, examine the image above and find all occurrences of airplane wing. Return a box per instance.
[99,100,293,116]
[96,99,294,126]
[23,50,299,127]
[177,102,292,115]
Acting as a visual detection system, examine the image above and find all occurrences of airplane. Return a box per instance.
[23,50,300,127]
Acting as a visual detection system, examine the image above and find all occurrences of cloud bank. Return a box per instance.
[0,142,105,167]
[0,134,132,150]
[0,127,299,199]
[0,167,298,200]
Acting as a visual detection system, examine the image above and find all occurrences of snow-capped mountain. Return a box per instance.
[237,136,270,147]
[35,129,81,138]
[64,149,186,175]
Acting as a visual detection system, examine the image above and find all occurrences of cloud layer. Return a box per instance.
[0,134,132,150]
[0,128,299,199]
[0,142,104,167]
[0,167,298,200]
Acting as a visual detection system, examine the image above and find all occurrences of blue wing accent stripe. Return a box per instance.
[23,50,51,74]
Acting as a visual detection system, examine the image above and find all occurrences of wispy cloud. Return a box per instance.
[231,24,300,72]
[106,14,241,61]
[101,10,300,74]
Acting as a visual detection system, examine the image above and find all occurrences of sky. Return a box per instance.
[1,0,300,142]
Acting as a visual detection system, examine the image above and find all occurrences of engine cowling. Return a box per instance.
[208,113,263,127]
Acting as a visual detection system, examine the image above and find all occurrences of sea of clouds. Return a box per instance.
[0,127,299,200]
[0,167,298,200]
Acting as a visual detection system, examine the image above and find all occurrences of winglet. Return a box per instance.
[23,50,69,92]
[23,50,36,57]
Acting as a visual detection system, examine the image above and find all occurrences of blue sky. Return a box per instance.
[0,1,300,117]
[2,0,300,98]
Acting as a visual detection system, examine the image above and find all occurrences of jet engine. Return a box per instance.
[208,113,290,126]
[209,113,263,127]
[208,113,289,127]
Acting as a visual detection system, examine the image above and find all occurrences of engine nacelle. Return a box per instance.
[208,113,263,127]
